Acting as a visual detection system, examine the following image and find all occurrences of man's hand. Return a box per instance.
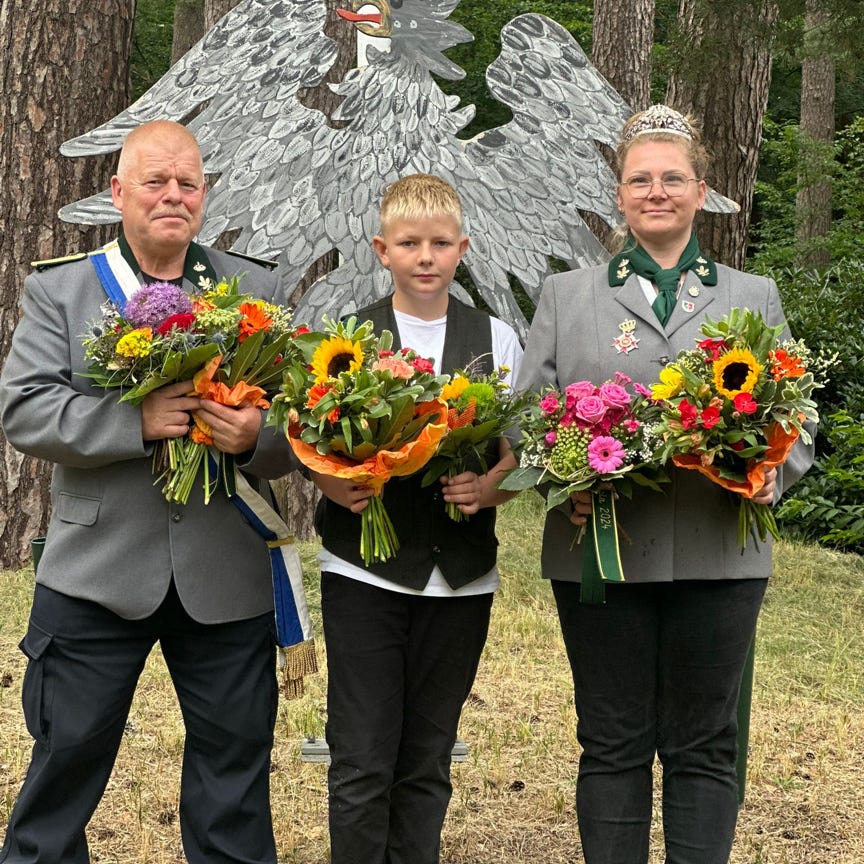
[141,380,201,441]
[194,401,263,455]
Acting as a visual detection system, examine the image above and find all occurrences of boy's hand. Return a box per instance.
[441,471,483,516]
[312,471,374,513]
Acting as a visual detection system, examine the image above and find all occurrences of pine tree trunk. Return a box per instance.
[173,0,205,64]
[590,0,656,248]
[795,0,834,267]
[205,0,241,30]
[0,0,134,569]
[666,0,778,269]
[592,0,654,112]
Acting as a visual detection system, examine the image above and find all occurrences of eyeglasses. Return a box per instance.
[620,175,699,198]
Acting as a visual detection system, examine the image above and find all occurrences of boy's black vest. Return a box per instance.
[317,294,499,590]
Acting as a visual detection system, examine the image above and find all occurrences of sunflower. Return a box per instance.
[712,348,762,399]
[311,336,364,383]
[650,365,685,401]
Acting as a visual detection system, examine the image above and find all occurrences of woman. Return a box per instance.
[517,105,813,864]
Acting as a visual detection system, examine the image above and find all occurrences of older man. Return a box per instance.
[0,121,293,863]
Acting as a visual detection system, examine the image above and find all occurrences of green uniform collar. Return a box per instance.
[117,232,219,289]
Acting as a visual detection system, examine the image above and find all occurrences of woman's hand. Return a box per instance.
[752,467,778,506]
[569,490,592,526]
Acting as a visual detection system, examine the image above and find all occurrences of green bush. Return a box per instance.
[769,260,864,552]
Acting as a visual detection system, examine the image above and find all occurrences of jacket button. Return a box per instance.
[171,513,181,523]
[432,545,441,554]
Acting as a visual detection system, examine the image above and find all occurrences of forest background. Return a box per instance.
[1,0,863,563]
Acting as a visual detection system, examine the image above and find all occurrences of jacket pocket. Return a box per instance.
[18,622,55,745]
[56,492,101,526]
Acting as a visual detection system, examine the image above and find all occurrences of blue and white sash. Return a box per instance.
[90,240,317,695]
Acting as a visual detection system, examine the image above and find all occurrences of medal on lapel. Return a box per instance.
[613,319,640,355]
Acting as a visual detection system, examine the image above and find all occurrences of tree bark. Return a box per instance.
[590,0,656,249]
[592,0,654,112]
[795,0,835,267]
[0,0,134,568]
[666,0,778,269]
[172,0,205,64]
[205,0,240,30]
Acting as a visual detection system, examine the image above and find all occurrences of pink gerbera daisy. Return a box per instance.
[587,436,626,474]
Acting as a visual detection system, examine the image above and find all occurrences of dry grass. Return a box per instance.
[1,495,862,863]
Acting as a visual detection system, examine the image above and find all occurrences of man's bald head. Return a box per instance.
[116,120,204,182]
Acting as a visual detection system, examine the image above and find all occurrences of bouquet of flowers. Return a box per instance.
[268,317,449,565]
[81,275,306,503]
[499,373,665,602]
[648,307,825,548]
[419,364,532,521]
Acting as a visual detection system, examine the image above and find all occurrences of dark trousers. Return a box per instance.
[552,578,767,864]
[1,582,278,864]
[321,572,493,864]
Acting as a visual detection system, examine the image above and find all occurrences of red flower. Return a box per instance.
[294,325,310,335]
[156,312,196,335]
[678,399,699,429]
[698,338,728,361]
[700,405,722,428]
[377,349,395,358]
[733,392,758,414]
[410,357,435,374]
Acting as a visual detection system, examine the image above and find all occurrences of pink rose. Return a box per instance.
[574,395,608,426]
[598,383,631,409]
[565,381,596,400]
[544,431,558,447]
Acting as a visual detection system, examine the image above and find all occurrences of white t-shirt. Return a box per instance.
[317,306,524,597]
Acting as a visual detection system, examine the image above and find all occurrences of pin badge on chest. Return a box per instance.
[682,300,696,313]
[613,319,640,355]
[688,285,700,297]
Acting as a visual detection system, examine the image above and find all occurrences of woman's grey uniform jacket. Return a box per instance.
[0,247,296,624]
[516,262,814,584]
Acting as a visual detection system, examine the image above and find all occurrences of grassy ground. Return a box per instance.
[1,494,862,862]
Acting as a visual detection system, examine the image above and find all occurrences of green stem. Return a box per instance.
[360,495,399,565]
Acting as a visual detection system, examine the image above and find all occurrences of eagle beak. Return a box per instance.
[336,8,383,25]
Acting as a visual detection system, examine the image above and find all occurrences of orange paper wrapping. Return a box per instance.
[288,398,449,494]
[672,422,801,498]
[190,356,270,444]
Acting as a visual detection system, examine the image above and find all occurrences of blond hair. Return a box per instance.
[614,108,710,181]
[379,173,463,234]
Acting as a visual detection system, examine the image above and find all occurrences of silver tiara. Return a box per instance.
[623,104,693,142]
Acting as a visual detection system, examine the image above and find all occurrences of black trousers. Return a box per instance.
[321,572,493,864]
[1,582,278,864]
[552,578,767,864]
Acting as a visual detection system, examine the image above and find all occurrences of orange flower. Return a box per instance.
[238,302,272,342]
[306,381,340,423]
[287,399,448,496]
[672,421,801,499]
[769,349,806,381]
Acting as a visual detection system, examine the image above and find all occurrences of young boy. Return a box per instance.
[310,173,523,864]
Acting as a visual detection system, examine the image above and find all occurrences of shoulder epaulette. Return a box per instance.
[31,252,88,271]
[224,249,279,270]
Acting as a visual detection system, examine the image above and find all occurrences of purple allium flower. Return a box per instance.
[124,281,192,329]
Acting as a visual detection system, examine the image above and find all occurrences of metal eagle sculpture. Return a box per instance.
[58,0,737,337]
